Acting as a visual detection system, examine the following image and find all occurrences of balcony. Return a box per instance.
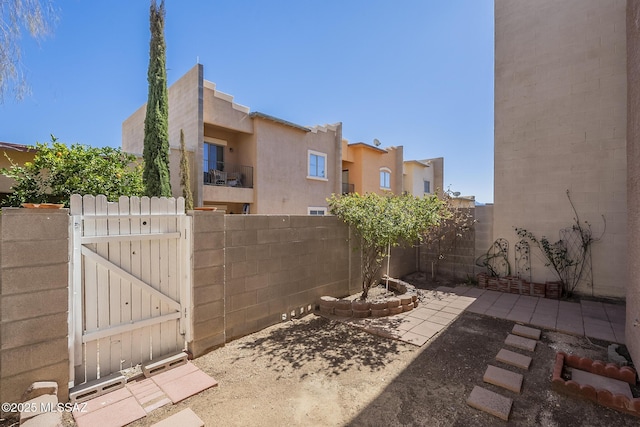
[204,162,254,188]
[342,182,355,194]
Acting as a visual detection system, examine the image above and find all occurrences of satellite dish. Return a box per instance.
[373,138,381,147]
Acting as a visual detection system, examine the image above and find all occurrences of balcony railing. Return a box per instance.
[342,182,355,194]
[204,162,254,188]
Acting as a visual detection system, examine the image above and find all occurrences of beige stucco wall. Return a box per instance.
[122,64,203,205]
[253,119,341,214]
[494,0,627,298]
[626,0,640,375]
[403,161,433,196]
[402,157,444,197]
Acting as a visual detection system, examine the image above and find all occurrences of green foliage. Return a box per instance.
[179,129,194,211]
[1,136,144,207]
[328,192,446,298]
[421,189,477,278]
[142,0,171,197]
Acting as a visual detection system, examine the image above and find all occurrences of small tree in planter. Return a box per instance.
[328,192,446,299]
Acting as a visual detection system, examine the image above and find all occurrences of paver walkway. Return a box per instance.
[72,362,216,427]
[336,285,625,346]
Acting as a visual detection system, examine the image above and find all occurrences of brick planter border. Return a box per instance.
[476,273,560,299]
[318,278,419,319]
[551,352,640,417]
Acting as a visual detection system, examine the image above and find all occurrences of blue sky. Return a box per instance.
[1,0,495,203]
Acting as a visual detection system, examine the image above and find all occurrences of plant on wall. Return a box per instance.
[328,192,446,299]
[515,189,603,297]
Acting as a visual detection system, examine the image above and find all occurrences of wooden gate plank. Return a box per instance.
[107,200,123,373]
[96,195,111,378]
[140,197,153,363]
[82,195,98,382]
[129,196,143,367]
[70,195,84,386]
[118,197,133,371]
[168,198,180,353]
[159,198,173,356]
[150,197,163,359]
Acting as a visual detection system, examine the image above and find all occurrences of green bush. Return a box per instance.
[1,136,144,207]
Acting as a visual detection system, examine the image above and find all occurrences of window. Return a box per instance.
[204,142,224,172]
[308,150,327,180]
[424,180,431,194]
[380,168,391,189]
[308,207,326,216]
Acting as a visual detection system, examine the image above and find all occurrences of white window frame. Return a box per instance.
[307,150,328,181]
[380,167,391,190]
[308,207,327,216]
[424,180,431,194]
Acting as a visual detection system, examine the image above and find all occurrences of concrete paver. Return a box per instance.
[505,334,537,351]
[512,324,541,340]
[483,365,524,393]
[467,385,513,421]
[496,348,532,370]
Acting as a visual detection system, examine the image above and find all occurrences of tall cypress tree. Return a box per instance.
[143,0,172,197]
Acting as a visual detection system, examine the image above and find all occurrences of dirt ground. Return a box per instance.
[3,275,632,426]
[118,309,637,427]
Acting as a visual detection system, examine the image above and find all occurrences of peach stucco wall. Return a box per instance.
[342,143,403,195]
[494,0,627,298]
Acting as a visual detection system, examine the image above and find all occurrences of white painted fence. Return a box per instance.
[69,195,191,386]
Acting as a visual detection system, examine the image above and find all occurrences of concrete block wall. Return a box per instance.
[474,205,494,275]
[189,211,225,358]
[419,209,477,281]
[0,208,70,404]
[223,215,351,341]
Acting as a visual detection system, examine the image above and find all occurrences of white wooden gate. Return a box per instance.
[69,195,192,386]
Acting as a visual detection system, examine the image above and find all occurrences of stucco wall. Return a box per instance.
[0,209,70,404]
[253,119,341,214]
[123,64,203,205]
[342,143,404,195]
[626,0,640,374]
[494,0,627,297]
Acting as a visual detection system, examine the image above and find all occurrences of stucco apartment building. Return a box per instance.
[123,64,342,215]
[402,157,444,197]
[495,0,640,367]
[341,140,403,195]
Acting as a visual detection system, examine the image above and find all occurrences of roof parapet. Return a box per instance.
[204,80,250,114]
